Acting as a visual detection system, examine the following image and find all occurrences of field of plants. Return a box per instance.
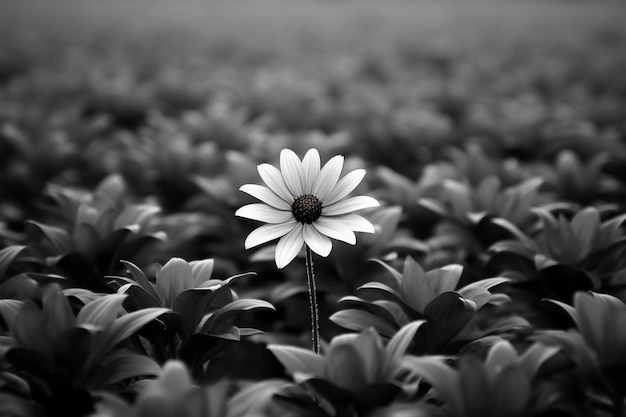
[1,0,626,416]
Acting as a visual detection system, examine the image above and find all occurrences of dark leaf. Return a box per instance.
[413,292,476,354]
[0,246,26,282]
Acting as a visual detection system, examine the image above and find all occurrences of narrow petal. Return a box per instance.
[304,224,333,257]
[302,149,321,194]
[244,221,297,249]
[313,217,356,245]
[312,155,344,202]
[280,149,305,197]
[239,184,291,210]
[258,164,294,203]
[336,214,376,233]
[323,196,380,216]
[235,204,293,223]
[322,169,366,206]
[275,224,305,268]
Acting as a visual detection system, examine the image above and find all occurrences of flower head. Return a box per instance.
[236,148,379,268]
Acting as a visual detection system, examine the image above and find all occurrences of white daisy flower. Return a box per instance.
[236,148,379,268]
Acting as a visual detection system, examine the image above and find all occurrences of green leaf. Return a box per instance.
[189,259,215,286]
[268,345,324,376]
[0,299,24,329]
[417,198,449,218]
[114,204,161,230]
[384,320,426,373]
[53,327,92,376]
[325,338,373,391]
[416,292,476,354]
[117,283,160,310]
[461,277,510,292]
[10,303,49,355]
[491,363,531,416]
[120,260,160,301]
[0,246,26,282]
[173,286,233,342]
[77,294,127,328]
[400,356,463,414]
[571,207,600,257]
[330,309,398,337]
[490,217,536,250]
[400,256,432,314]
[336,296,403,330]
[85,350,161,389]
[0,274,38,300]
[443,180,472,218]
[25,221,73,253]
[72,223,100,258]
[201,299,275,335]
[358,282,413,316]
[42,285,76,336]
[157,258,194,308]
[543,298,579,327]
[426,264,463,296]
[87,307,168,369]
[520,343,560,379]
[459,278,510,309]
[367,206,403,254]
[64,288,105,305]
[369,258,403,287]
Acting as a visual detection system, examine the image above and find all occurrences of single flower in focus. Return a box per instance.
[236,148,379,268]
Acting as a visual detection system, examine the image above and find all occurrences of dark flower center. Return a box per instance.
[292,194,323,224]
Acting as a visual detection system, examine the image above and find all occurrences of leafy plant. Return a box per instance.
[419,176,545,229]
[25,175,165,290]
[489,206,626,298]
[331,256,510,353]
[547,291,626,414]
[403,340,559,417]
[93,360,230,417]
[107,257,275,379]
[268,321,424,415]
[0,284,167,416]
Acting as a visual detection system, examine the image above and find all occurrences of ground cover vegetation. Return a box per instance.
[1,0,626,416]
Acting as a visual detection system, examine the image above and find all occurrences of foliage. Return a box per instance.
[1,1,626,415]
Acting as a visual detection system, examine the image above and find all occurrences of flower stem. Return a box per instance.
[305,245,320,354]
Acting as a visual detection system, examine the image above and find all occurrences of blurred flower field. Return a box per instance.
[1,0,626,416]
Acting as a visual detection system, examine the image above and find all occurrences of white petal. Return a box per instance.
[312,155,344,202]
[244,221,297,249]
[258,163,294,202]
[235,204,293,223]
[313,217,356,245]
[280,149,305,197]
[336,214,376,233]
[323,196,380,216]
[239,184,291,210]
[303,224,333,257]
[322,169,366,206]
[302,149,321,194]
[275,224,305,269]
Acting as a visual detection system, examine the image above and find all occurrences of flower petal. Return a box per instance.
[304,224,333,257]
[313,217,356,245]
[244,221,297,249]
[323,169,366,206]
[323,196,380,216]
[336,214,376,233]
[240,184,291,210]
[280,149,305,197]
[312,155,344,202]
[302,149,321,194]
[235,204,293,224]
[275,224,305,268]
[258,163,294,203]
